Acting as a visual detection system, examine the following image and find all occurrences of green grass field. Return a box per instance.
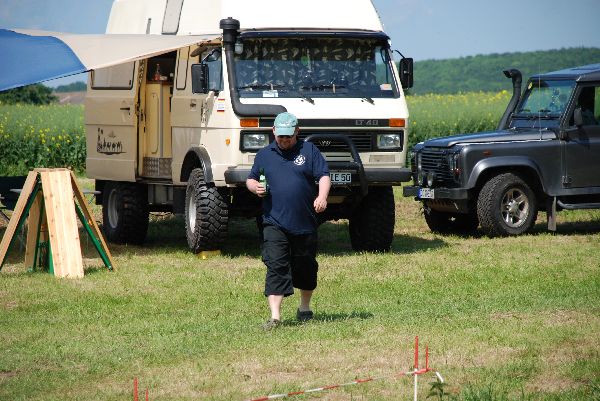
[1,187,599,401]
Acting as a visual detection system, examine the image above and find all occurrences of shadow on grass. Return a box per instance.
[283,310,374,327]
[532,217,600,236]
[79,214,448,259]
[1,212,447,262]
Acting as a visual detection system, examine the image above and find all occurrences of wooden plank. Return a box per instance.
[24,191,46,268]
[0,171,39,267]
[70,171,115,268]
[56,170,84,278]
[41,170,84,278]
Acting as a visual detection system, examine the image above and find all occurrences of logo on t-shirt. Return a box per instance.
[294,155,306,166]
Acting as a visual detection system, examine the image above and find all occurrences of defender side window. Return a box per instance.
[570,85,600,126]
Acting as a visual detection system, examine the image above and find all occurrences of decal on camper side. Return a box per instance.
[96,128,125,155]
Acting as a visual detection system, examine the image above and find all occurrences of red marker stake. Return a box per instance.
[133,378,138,401]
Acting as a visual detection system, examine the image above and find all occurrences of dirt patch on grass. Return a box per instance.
[0,370,17,379]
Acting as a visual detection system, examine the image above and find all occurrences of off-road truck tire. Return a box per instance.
[349,186,395,252]
[477,172,538,237]
[102,181,149,244]
[424,208,479,234]
[185,168,229,253]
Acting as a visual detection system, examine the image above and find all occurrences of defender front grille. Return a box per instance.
[420,148,455,187]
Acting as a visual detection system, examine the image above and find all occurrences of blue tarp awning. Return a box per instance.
[0,29,219,91]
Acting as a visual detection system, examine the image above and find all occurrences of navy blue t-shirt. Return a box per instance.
[248,139,329,235]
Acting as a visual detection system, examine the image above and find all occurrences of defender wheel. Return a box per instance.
[424,207,479,234]
[477,173,538,237]
[102,181,149,244]
[349,186,395,252]
[185,168,228,253]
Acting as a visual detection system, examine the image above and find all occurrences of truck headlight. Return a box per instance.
[242,133,270,150]
[376,133,401,150]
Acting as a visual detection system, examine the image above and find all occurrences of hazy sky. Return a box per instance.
[1,0,599,85]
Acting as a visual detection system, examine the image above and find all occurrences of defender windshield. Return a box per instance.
[515,79,576,117]
[234,36,399,99]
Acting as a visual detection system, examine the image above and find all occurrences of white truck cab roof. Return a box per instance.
[107,0,385,35]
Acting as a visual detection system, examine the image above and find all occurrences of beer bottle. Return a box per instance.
[259,168,269,194]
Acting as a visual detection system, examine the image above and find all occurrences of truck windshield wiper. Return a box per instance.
[300,94,315,104]
[512,112,559,120]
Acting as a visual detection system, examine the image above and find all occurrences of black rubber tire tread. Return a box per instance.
[476,172,538,237]
[185,168,229,253]
[349,186,395,252]
[102,181,149,245]
[423,208,479,234]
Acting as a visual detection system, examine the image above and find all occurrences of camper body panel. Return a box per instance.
[107,0,383,35]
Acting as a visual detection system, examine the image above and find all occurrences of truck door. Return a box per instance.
[564,84,600,188]
[142,52,177,179]
[85,61,139,181]
[170,45,220,185]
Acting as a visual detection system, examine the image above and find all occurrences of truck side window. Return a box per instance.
[91,62,135,89]
[571,86,599,126]
[202,48,223,92]
[147,51,177,82]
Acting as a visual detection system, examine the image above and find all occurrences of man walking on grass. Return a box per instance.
[246,112,331,330]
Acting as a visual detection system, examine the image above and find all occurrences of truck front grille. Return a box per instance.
[298,131,373,152]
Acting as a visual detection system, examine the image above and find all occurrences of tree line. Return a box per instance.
[408,47,600,95]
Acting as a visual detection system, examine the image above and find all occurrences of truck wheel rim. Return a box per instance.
[188,195,196,232]
[501,188,529,228]
[107,189,119,228]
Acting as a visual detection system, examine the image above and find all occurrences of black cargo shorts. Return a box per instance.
[262,224,318,297]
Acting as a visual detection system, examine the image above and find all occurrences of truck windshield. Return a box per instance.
[234,37,399,99]
[514,79,576,118]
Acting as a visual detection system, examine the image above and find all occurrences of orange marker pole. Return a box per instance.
[133,377,138,401]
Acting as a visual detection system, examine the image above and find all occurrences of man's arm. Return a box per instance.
[246,178,267,198]
[313,175,331,213]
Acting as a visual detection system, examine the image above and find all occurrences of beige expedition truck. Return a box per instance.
[85,0,413,252]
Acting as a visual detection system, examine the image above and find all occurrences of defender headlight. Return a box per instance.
[376,133,401,150]
[242,133,269,150]
[447,151,461,178]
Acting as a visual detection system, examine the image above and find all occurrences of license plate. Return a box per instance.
[330,171,352,185]
[418,188,434,199]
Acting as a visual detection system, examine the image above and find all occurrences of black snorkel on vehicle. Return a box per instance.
[497,68,522,130]
[220,17,287,117]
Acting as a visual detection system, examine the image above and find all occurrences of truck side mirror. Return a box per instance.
[573,107,584,127]
[191,63,209,94]
[399,57,414,89]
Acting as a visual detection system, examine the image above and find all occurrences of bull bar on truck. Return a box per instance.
[224,134,411,194]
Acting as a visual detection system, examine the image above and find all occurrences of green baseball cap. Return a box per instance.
[273,112,298,136]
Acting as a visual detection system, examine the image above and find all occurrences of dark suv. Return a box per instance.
[404,64,600,236]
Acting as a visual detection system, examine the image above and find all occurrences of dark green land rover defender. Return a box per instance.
[404,64,600,236]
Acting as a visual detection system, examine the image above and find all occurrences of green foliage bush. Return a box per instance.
[0,84,58,105]
[54,81,87,93]
[0,104,85,175]
[0,91,512,175]
[406,91,511,148]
